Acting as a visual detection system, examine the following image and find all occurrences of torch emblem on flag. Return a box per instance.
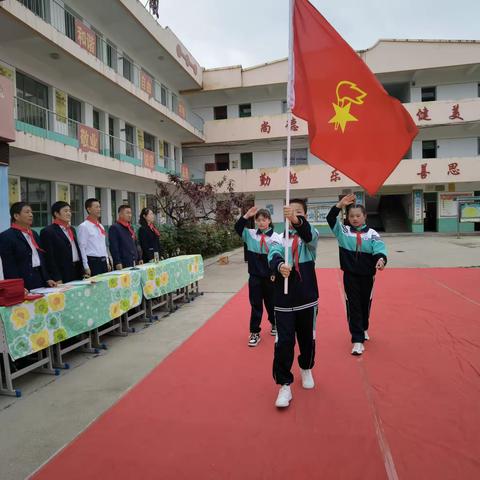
[329,81,367,132]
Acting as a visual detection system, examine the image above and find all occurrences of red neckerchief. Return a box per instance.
[11,224,45,252]
[53,219,74,242]
[118,220,136,240]
[148,223,160,238]
[259,234,269,253]
[352,225,366,254]
[87,216,106,236]
[291,233,302,280]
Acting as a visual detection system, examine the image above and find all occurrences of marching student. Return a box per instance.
[268,199,320,408]
[0,202,56,290]
[327,193,387,356]
[77,198,111,276]
[235,207,281,347]
[138,208,161,263]
[40,201,85,284]
[109,204,141,270]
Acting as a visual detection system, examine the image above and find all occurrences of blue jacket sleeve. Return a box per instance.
[108,226,121,267]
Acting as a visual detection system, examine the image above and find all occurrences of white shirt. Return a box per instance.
[0,257,4,281]
[77,219,108,269]
[22,232,41,268]
[59,225,80,263]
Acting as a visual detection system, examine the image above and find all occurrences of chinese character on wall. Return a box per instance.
[416,107,431,121]
[260,121,271,134]
[330,169,341,182]
[449,104,464,121]
[259,172,271,187]
[417,163,430,180]
[290,172,299,184]
[447,162,460,176]
[285,117,299,131]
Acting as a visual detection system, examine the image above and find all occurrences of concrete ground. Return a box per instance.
[0,234,479,480]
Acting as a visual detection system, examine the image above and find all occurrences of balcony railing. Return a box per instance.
[15,0,204,133]
[14,97,179,174]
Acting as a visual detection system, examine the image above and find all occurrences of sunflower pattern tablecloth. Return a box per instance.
[0,255,203,360]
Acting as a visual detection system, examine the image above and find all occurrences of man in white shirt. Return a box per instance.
[40,201,84,284]
[77,198,111,277]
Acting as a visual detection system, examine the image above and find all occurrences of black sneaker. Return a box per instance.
[248,333,261,347]
[270,327,277,337]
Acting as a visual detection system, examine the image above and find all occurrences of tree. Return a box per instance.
[154,174,251,228]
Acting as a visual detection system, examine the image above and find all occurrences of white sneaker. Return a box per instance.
[364,331,370,341]
[351,342,365,356]
[248,333,261,347]
[275,385,292,408]
[300,369,314,389]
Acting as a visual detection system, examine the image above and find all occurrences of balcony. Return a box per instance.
[13,97,179,176]
[205,156,480,193]
[0,0,204,139]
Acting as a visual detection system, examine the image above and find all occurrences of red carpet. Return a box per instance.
[33,269,480,480]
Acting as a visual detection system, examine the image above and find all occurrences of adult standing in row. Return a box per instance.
[77,198,111,276]
[40,201,84,284]
[0,202,56,290]
[138,208,161,263]
[109,205,141,270]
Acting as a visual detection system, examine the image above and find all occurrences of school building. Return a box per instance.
[1,1,479,234]
[182,40,480,234]
[0,0,204,231]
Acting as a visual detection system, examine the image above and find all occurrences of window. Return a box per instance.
[64,9,76,41]
[215,153,230,171]
[240,152,253,169]
[93,31,103,61]
[283,148,308,166]
[125,124,135,157]
[67,96,82,138]
[95,187,102,201]
[20,177,51,227]
[214,105,228,120]
[127,192,137,224]
[19,0,47,20]
[122,56,133,82]
[93,110,100,130]
[70,184,84,226]
[239,104,252,118]
[106,41,117,71]
[282,100,288,113]
[163,141,170,159]
[161,85,168,106]
[16,72,49,129]
[108,116,116,158]
[111,190,117,225]
[171,94,178,114]
[144,132,155,152]
[421,87,436,102]
[422,140,437,159]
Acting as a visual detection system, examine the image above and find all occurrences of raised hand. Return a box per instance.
[243,206,258,219]
[336,193,356,209]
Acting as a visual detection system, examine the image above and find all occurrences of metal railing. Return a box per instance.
[14,97,179,174]
[16,0,204,134]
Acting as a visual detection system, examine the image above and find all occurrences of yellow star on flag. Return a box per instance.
[328,103,358,133]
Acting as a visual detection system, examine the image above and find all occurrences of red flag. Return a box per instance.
[292,0,418,195]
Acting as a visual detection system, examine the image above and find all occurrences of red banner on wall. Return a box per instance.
[143,149,155,170]
[178,102,186,120]
[75,19,96,56]
[181,164,190,181]
[78,125,99,153]
[140,71,153,97]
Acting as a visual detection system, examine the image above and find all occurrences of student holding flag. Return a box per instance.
[235,207,281,347]
[268,199,319,408]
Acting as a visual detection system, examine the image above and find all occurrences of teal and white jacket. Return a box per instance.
[268,217,319,310]
[327,205,388,276]
[235,217,282,278]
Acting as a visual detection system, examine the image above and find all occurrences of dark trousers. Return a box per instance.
[273,305,317,385]
[248,275,275,333]
[343,272,375,343]
[26,267,47,291]
[87,256,109,276]
[64,261,83,283]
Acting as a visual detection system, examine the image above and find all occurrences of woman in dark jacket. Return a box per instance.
[138,208,161,263]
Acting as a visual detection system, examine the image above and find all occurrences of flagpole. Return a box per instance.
[284,0,294,295]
